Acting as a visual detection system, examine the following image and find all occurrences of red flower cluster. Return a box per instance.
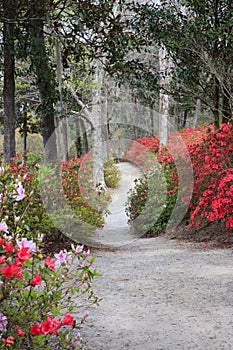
[30,313,74,336]
[0,241,31,279]
[125,123,232,230]
[124,136,160,166]
[188,123,233,228]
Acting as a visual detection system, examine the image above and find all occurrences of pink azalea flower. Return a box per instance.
[0,222,8,233]
[62,313,74,326]
[37,234,44,242]
[0,312,8,331]
[80,260,85,268]
[83,249,90,257]
[16,238,36,252]
[2,336,14,345]
[54,250,67,263]
[14,182,26,201]
[71,244,84,253]
[84,311,89,319]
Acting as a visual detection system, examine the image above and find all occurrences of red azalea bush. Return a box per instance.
[125,123,233,235]
[188,123,233,229]
[124,135,160,167]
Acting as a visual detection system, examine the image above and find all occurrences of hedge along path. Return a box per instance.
[81,162,233,350]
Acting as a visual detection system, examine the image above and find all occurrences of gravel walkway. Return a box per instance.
[81,163,233,350]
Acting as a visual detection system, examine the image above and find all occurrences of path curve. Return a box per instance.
[93,162,142,247]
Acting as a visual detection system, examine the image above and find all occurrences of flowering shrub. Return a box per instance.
[0,234,99,349]
[0,166,100,349]
[124,136,160,169]
[188,123,233,229]
[125,123,233,235]
[125,166,177,235]
[0,154,108,243]
[61,156,119,223]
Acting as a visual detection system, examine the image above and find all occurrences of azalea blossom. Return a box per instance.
[84,311,89,319]
[30,274,42,285]
[14,182,26,201]
[54,250,68,263]
[44,257,55,270]
[1,264,20,279]
[83,249,90,257]
[0,312,8,332]
[40,316,61,335]
[0,222,8,233]
[17,246,31,262]
[16,238,36,253]
[71,243,83,253]
[37,234,44,242]
[62,313,74,326]
[16,326,25,336]
[30,324,41,336]
[2,336,14,345]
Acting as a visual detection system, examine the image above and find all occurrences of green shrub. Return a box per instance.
[104,159,120,189]
[125,165,178,236]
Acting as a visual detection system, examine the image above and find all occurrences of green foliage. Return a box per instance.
[130,0,233,124]
[125,165,177,235]
[104,159,120,189]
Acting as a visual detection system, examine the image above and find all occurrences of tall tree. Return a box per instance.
[131,0,233,127]
[3,0,17,162]
[27,1,58,161]
[158,45,173,145]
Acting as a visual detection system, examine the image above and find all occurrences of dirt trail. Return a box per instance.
[81,163,233,350]
[94,162,142,247]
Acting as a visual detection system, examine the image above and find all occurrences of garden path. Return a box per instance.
[93,162,143,247]
[80,162,233,350]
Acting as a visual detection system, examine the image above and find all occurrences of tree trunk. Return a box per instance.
[159,94,169,145]
[75,118,82,158]
[3,0,16,163]
[62,115,68,161]
[28,18,57,161]
[158,45,172,145]
[92,103,106,189]
[214,77,220,128]
[91,61,106,189]
[222,87,231,124]
[182,110,187,128]
[80,118,89,154]
[193,98,201,128]
[22,113,27,165]
[55,37,69,161]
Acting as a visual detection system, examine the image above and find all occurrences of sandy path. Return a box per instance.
[94,162,142,247]
[81,163,233,350]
